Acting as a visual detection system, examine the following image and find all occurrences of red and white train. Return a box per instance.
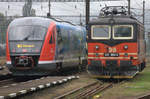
[6,17,87,76]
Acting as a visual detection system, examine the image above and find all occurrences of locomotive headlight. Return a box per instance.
[95,45,99,50]
[124,45,128,50]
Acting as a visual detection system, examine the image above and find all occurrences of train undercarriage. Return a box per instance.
[87,60,146,79]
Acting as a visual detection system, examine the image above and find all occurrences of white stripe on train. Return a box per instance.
[6,57,86,65]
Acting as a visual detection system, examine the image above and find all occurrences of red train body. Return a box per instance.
[87,7,146,78]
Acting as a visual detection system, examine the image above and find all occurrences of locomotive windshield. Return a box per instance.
[113,25,133,39]
[91,25,133,40]
[8,25,47,41]
[91,25,111,39]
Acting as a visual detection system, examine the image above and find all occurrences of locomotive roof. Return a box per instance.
[9,17,54,28]
[89,16,141,25]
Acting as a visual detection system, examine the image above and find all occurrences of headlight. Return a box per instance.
[124,45,128,50]
[95,45,99,50]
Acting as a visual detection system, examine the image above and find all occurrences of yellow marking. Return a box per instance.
[93,94,101,99]
[119,53,125,55]
[89,75,111,78]
[113,76,133,79]
[119,53,138,55]
[108,47,117,53]
[17,44,35,48]
[128,53,138,55]
[133,57,138,59]
[88,57,130,59]
[88,71,139,79]
[88,53,137,55]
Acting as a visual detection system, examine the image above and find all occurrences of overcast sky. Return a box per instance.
[0,0,150,32]
[0,0,149,16]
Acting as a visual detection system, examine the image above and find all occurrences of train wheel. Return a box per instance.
[78,57,82,73]
[79,57,87,72]
[56,63,62,72]
[139,64,142,72]
[141,61,146,71]
[139,62,146,72]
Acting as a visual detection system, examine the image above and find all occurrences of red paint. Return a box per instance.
[6,27,11,62]
[39,22,56,61]
[88,42,144,66]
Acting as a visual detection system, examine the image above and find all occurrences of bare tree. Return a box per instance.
[22,0,36,17]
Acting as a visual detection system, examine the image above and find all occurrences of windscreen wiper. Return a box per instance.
[23,30,35,40]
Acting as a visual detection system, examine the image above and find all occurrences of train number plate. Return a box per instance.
[104,53,119,57]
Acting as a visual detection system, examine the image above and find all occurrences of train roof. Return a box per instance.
[9,17,54,28]
[9,17,84,30]
[89,16,142,25]
[56,22,85,31]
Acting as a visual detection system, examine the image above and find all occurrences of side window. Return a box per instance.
[49,35,53,44]
[49,30,55,44]
[53,30,55,43]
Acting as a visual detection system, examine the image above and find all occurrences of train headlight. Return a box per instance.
[95,45,99,50]
[124,45,128,50]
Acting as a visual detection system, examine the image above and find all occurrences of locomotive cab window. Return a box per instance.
[91,25,111,39]
[113,25,133,39]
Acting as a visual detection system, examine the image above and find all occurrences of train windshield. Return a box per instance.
[113,25,133,39]
[91,25,111,39]
[8,25,47,41]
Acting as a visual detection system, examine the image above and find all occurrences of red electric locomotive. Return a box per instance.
[6,17,87,76]
[87,6,146,78]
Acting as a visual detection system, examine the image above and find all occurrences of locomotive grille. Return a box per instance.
[106,60,117,68]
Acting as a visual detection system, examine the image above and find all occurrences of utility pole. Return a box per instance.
[22,0,32,17]
[47,0,51,17]
[86,0,90,27]
[128,0,130,15]
[80,13,82,25]
[143,0,145,26]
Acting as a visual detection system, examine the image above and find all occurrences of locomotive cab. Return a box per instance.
[8,25,47,69]
[87,6,146,78]
[6,17,53,72]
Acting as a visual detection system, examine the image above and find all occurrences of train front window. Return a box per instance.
[91,25,111,39]
[113,25,133,39]
[8,26,47,40]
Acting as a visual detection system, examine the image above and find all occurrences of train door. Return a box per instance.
[49,28,56,60]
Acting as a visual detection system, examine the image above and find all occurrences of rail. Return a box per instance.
[55,81,113,99]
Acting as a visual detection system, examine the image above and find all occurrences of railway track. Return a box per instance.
[138,94,150,99]
[0,77,46,88]
[55,81,113,99]
[0,76,79,99]
[0,79,14,87]
[0,65,12,81]
[0,64,84,87]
